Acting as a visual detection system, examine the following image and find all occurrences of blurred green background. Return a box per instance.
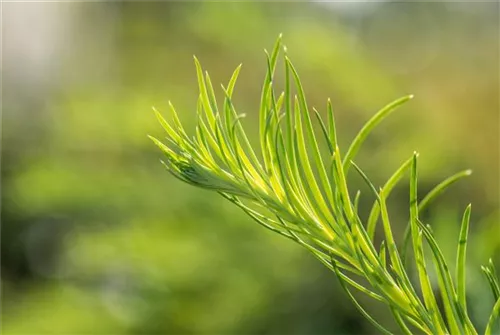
[2,2,499,334]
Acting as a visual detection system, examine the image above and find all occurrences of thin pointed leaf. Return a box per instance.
[456,204,471,312]
[327,98,338,154]
[343,95,414,173]
[313,107,334,154]
[409,154,447,334]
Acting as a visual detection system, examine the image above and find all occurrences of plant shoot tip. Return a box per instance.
[149,38,486,335]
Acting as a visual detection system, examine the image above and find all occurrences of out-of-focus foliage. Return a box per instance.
[2,2,499,334]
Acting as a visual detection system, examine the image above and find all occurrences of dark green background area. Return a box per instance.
[2,2,499,334]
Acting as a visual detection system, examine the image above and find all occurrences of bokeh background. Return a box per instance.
[2,2,499,334]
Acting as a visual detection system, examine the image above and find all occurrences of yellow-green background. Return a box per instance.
[2,2,499,334]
